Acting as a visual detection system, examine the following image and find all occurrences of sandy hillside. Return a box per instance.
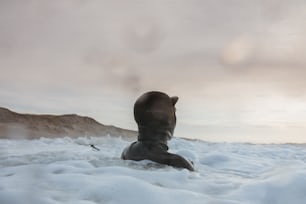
[0,107,136,139]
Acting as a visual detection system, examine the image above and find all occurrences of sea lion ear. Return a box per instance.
[171,96,179,106]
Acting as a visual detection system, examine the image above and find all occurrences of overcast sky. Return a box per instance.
[1,0,306,143]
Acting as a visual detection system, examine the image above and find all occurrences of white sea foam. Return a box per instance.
[1,136,306,204]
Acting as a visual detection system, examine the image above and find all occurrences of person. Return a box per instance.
[121,91,194,171]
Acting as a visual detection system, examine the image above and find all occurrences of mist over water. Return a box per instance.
[1,0,306,143]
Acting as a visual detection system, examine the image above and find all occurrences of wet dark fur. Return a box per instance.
[121,91,194,171]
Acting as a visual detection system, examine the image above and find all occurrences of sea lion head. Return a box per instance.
[134,91,178,142]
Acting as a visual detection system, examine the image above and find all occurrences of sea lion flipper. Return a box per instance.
[167,153,194,171]
[151,152,195,171]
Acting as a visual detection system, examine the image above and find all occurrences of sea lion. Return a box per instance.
[121,91,194,171]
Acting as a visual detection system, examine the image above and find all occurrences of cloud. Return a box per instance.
[1,0,306,92]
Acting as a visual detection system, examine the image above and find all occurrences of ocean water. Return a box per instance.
[0,136,306,204]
